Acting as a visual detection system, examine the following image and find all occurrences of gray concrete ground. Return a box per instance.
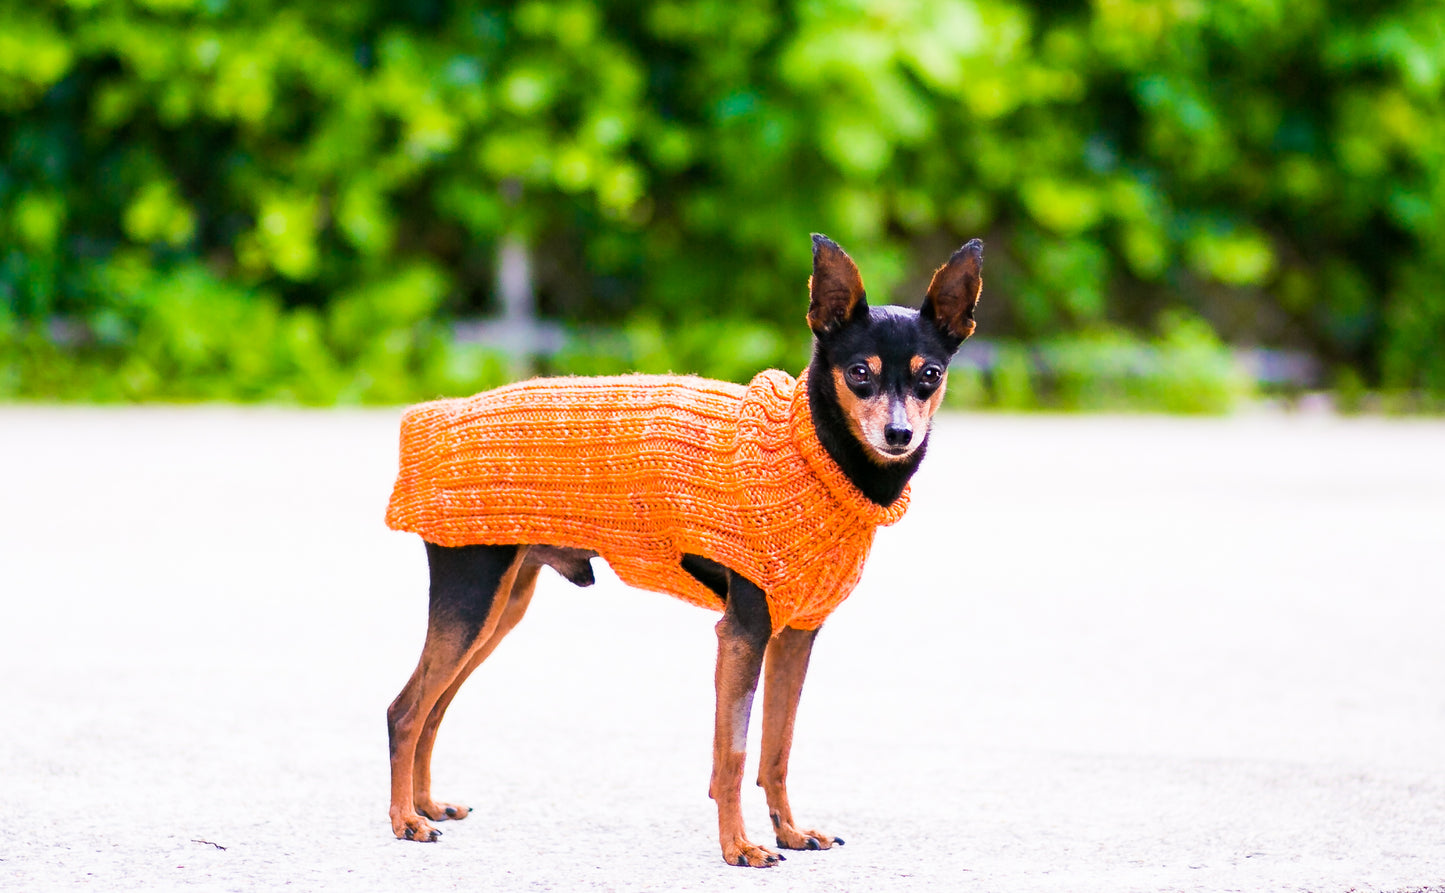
[1,405,1443,893]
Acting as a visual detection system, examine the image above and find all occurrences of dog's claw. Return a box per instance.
[417,800,471,822]
[724,841,783,868]
[774,824,843,851]
[400,822,442,842]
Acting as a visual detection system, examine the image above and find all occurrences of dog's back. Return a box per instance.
[386,372,745,549]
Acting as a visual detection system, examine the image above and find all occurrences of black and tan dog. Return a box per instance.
[385,235,983,867]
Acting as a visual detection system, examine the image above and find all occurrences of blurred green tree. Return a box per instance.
[1,0,1442,403]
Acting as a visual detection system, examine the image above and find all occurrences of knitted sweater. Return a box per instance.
[384,369,910,632]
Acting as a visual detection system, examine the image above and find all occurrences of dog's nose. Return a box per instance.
[883,423,912,448]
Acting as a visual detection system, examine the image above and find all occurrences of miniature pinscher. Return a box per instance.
[385,234,984,867]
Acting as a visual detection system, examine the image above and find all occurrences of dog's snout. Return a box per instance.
[883,401,913,449]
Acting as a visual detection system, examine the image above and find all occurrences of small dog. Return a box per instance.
[384,234,983,867]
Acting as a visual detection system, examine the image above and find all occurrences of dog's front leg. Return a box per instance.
[758,625,843,850]
[709,571,780,867]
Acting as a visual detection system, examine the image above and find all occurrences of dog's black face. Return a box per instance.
[816,306,953,462]
[806,235,983,471]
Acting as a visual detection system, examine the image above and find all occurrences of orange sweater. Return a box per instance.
[385,369,910,632]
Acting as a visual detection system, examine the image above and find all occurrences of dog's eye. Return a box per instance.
[846,364,871,386]
[918,365,943,387]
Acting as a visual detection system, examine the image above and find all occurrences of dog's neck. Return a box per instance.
[805,354,925,508]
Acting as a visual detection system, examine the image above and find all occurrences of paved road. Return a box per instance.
[1,406,1442,892]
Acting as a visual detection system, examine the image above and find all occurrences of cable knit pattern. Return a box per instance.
[385,368,910,631]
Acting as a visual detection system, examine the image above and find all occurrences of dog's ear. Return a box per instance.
[921,239,983,350]
[808,234,868,335]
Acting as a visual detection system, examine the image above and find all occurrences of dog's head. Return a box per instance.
[807,234,983,464]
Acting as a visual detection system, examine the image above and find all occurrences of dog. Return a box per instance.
[384,234,983,867]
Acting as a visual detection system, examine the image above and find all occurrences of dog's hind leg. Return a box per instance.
[411,559,542,823]
[387,543,523,842]
[709,570,782,867]
[757,626,842,851]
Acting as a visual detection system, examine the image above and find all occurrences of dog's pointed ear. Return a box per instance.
[807,234,868,335]
[921,239,983,350]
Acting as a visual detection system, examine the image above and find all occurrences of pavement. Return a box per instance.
[1,405,1443,893]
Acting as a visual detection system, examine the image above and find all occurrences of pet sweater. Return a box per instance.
[384,369,910,632]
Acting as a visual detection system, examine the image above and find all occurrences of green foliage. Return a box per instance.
[1,258,511,403]
[945,319,1253,414]
[990,346,1039,411]
[1041,315,1254,414]
[548,316,808,383]
[3,0,1444,404]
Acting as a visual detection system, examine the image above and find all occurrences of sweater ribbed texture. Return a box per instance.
[385,369,909,631]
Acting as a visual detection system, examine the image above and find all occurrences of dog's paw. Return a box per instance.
[721,838,785,868]
[391,813,443,842]
[416,799,471,822]
[774,823,844,851]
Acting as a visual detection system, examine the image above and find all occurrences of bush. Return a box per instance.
[1041,315,1253,413]
[944,317,1252,414]
[547,316,808,382]
[3,0,1443,403]
[0,258,512,404]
